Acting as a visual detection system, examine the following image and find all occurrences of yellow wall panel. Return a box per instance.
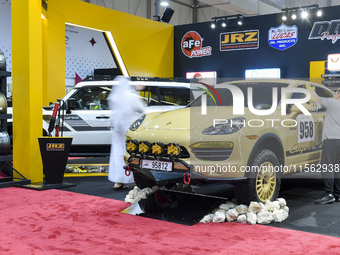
[310,61,325,85]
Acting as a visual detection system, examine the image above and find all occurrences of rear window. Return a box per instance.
[158,87,192,106]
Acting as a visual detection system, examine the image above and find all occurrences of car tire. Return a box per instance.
[234,149,281,204]
[133,172,168,213]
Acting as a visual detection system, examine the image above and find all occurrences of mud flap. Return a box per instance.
[122,190,227,226]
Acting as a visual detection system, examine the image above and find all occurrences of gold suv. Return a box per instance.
[125,79,333,208]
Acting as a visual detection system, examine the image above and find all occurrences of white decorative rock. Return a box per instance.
[272,209,289,223]
[219,203,230,211]
[246,212,257,225]
[213,210,226,223]
[248,202,261,214]
[257,209,274,224]
[282,206,289,213]
[226,209,239,222]
[237,214,247,224]
[235,204,248,214]
[200,214,212,223]
[276,198,287,207]
[265,200,280,211]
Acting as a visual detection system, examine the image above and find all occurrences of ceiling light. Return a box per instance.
[301,10,308,19]
[160,1,169,6]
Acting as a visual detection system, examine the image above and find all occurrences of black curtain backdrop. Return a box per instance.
[174,5,340,81]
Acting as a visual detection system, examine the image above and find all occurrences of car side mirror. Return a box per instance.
[290,103,312,113]
[66,98,76,114]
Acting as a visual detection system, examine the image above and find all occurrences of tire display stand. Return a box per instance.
[0,70,30,188]
[20,137,77,190]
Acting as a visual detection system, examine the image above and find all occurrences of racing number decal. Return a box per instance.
[297,115,315,143]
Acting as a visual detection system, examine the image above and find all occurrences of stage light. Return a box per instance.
[238,16,243,25]
[291,12,297,19]
[317,9,322,17]
[301,10,308,19]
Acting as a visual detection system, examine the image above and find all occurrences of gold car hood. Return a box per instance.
[143,108,190,131]
[142,106,243,131]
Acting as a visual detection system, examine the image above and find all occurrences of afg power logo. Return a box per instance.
[181,31,212,58]
[269,24,298,50]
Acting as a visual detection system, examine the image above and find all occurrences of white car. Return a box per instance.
[41,77,193,156]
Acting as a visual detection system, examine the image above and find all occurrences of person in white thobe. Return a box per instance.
[107,76,145,189]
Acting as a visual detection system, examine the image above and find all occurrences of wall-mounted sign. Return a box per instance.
[220,30,259,51]
[186,71,217,85]
[181,31,212,58]
[268,24,298,51]
[245,68,281,79]
[328,54,340,71]
[309,19,340,44]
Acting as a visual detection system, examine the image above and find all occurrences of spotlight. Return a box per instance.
[160,1,169,6]
[301,10,308,19]
[317,9,322,17]
[238,16,243,25]
[282,13,287,21]
[139,141,151,156]
[167,143,181,158]
[221,20,227,27]
[211,21,216,28]
[126,139,139,155]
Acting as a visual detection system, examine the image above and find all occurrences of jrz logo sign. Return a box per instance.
[308,19,340,44]
[220,30,259,51]
[46,143,65,151]
[181,31,212,58]
[268,24,298,50]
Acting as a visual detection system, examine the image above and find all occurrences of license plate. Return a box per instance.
[140,159,173,172]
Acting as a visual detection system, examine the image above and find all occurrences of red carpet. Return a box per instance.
[1,187,340,255]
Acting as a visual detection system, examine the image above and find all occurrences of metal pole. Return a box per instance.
[147,0,151,19]
[155,0,160,21]
[193,0,198,23]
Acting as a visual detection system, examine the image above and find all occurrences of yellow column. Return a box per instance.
[12,0,43,182]
[310,61,325,85]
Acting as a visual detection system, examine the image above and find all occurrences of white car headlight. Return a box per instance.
[202,117,245,135]
[129,115,146,131]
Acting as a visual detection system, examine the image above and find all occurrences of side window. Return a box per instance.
[287,84,306,113]
[158,87,191,106]
[139,86,159,106]
[71,86,111,110]
[312,85,333,112]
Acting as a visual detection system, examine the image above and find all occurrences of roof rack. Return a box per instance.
[82,75,190,83]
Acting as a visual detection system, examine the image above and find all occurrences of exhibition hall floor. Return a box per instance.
[62,173,340,238]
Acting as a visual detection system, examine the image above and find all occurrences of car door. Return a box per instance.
[63,86,113,146]
[285,83,331,168]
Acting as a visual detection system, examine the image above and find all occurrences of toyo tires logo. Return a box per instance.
[181,31,212,58]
